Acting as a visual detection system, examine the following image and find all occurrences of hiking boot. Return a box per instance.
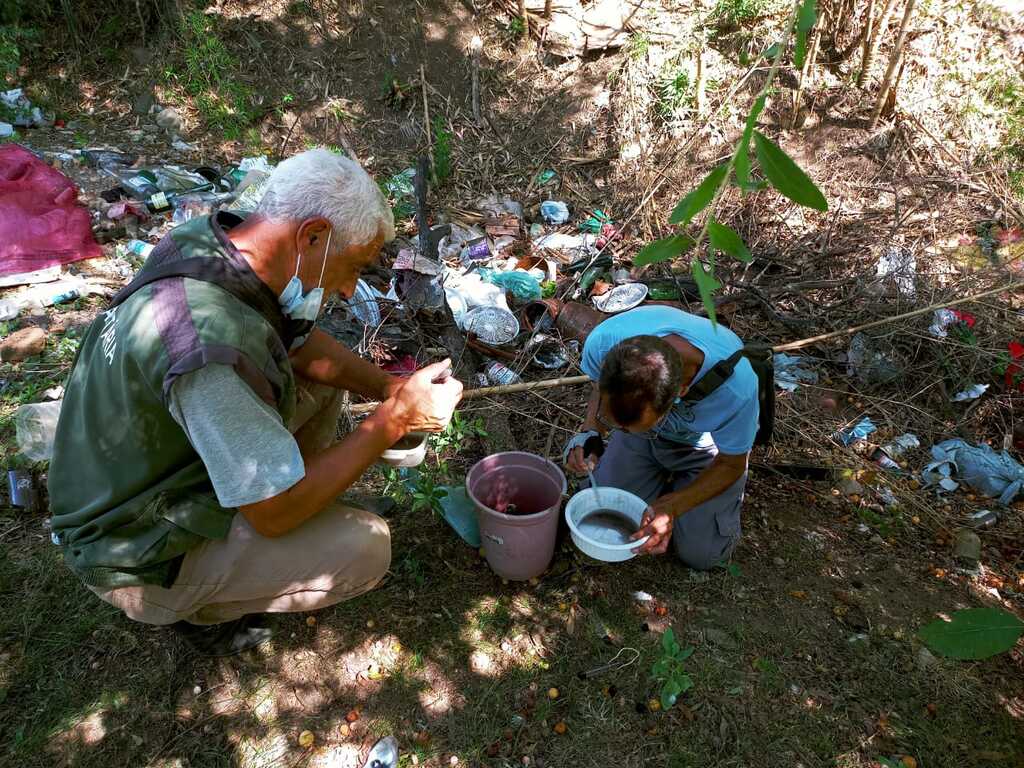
[171,614,273,657]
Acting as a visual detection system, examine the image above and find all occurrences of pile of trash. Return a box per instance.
[0,140,278,322]
[342,166,677,387]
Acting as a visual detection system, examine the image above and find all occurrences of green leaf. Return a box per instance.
[669,164,728,225]
[651,658,671,678]
[678,646,695,661]
[634,234,695,267]
[919,607,1024,660]
[794,0,817,68]
[735,95,766,192]
[708,219,752,263]
[660,678,683,710]
[661,627,677,655]
[753,130,828,211]
[692,257,722,326]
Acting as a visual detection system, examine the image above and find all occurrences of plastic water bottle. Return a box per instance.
[127,239,154,258]
[484,361,521,386]
[41,289,80,307]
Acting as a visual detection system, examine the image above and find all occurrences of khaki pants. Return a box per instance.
[91,378,391,625]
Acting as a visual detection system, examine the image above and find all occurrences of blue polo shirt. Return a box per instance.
[581,306,759,454]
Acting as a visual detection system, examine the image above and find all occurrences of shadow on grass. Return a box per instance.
[2,474,1023,768]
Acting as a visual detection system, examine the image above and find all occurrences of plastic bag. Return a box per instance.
[921,439,1024,505]
[479,269,542,301]
[14,400,62,462]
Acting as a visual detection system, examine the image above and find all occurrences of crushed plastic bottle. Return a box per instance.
[484,361,522,386]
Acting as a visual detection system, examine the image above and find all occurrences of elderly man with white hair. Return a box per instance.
[47,149,463,655]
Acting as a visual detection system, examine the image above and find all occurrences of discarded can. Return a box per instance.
[7,469,38,511]
[871,433,920,469]
[967,509,998,529]
[461,237,491,263]
[484,361,522,386]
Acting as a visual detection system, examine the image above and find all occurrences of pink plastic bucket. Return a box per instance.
[466,452,567,581]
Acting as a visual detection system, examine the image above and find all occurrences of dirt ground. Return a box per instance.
[1,1,1023,767]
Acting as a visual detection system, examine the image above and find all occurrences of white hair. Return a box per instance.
[257,148,395,246]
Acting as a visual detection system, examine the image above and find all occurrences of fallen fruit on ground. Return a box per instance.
[345,709,360,723]
[306,616,316,627]
[553,721,567,735]
[547,687,559,699]
[647,698,661,712]
[901,757,917,768]
[298,730,314,748]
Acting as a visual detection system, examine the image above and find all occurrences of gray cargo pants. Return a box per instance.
[591,431,746,570]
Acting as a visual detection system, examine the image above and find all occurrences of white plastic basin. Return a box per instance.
[565,487,649,562]
[380,432,428,468]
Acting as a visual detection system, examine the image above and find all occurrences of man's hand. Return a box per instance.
[631,504,675,555]
[566,445,599,476]
[389,359,464,433]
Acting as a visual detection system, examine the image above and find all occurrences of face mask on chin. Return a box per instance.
[276,227,331,350]
[279,226,332,324]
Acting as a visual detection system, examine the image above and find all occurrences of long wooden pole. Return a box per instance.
[772,281,1017,352]
[858,0,897,87]
[345,280,1016,415]
[348,374,592,415]
[868,0,917,129]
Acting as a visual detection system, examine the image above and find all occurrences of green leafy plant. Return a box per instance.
[0,25,21,77]
[651,627,694,710]
[715,560,742,577]
[432,116,452,185]
[167,10,255,138]
[919,608,1024,660]
[657,65,691,120]
[636,0,825,323]
[433,411,487,457]
[712,0,783,26]
[627,32,650,60]
[507,16,526,39]
[410,471,448,515]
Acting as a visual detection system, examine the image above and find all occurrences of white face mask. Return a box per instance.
[279,227,331,323]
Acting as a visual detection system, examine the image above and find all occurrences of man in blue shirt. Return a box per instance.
[564,306,758,568]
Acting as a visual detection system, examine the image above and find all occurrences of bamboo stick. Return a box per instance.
[858,0,877,82]
[420,63,435,184]
[348,374,592,415]
[858,0,897,89]
[789,26,820,129]
[868,0,917,130]
[346,281,1017,415]
[772,281,1017,352]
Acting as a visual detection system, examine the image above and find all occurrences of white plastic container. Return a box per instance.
[380,432,428,468]
[564,487,649,562]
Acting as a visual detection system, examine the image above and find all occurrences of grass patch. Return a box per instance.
[711,0,783,26]
[981,71,1024,200]
[162,10,256,139]
[657,61,692,121]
